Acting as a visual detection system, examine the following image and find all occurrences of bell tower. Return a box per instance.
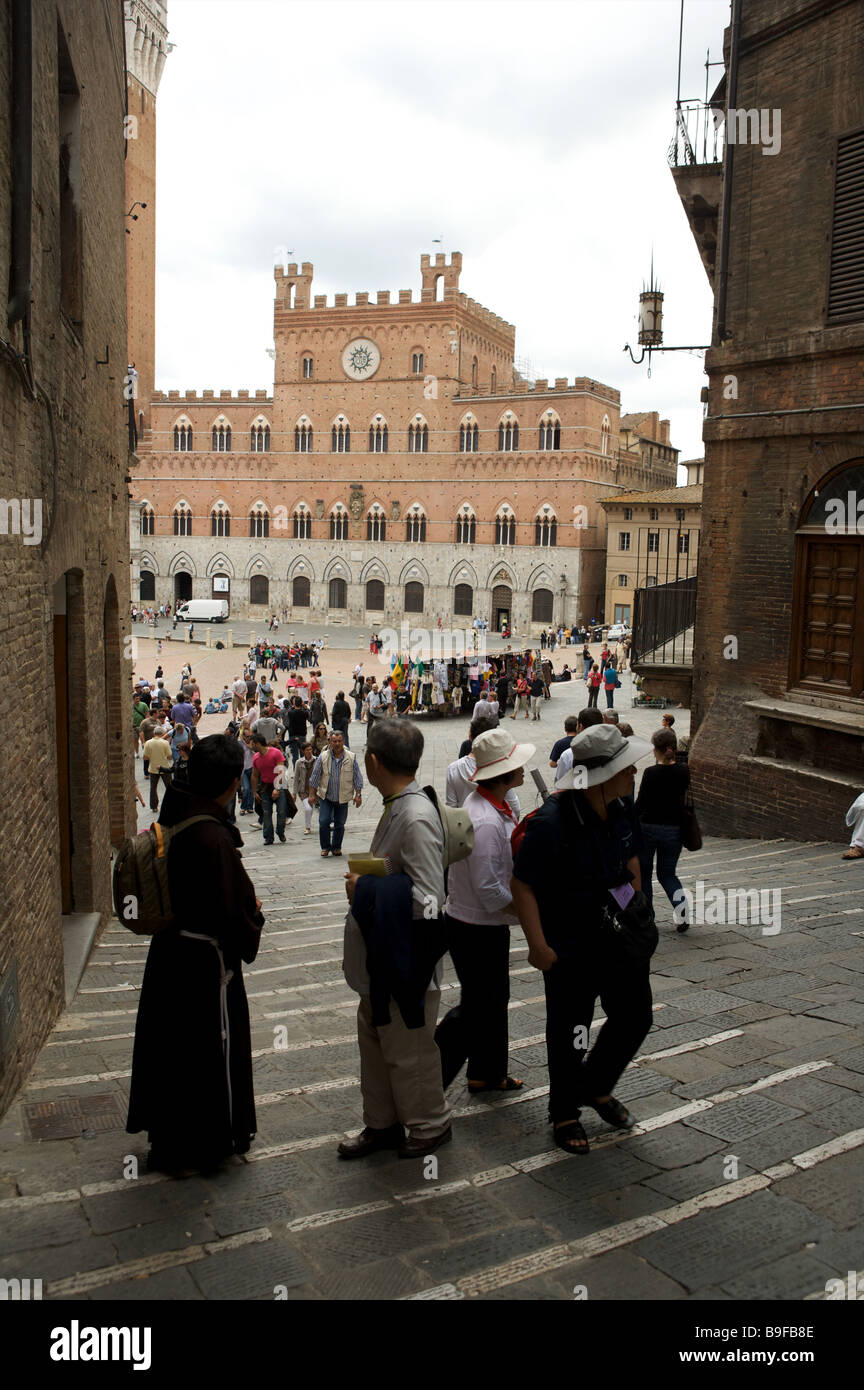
[124,0,170,434]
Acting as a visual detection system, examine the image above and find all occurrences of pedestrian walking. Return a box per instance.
[293,742,316,835]
[603,661,619,710]
[143,728,173,810]
[251,730,288,845]
[529,672,545,720]
[511,723,655,1156]
[309,731,363,857]
[435,728,534,1092]
[126,735,264,1176]
[331,690,352,747]
[587,663,602,708]
[511,673,530,720]
[635,729,691,932]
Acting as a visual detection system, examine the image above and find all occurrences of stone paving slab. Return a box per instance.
[0,678,862,1300]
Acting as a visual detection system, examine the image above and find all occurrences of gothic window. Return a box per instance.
[538,418,561,450]
[173,422,192,451]
[368,421,388,452]
[250,574,269,605]
[331,421,351,452]
[210,503,230,538]
[404,581,424,613]
[532,588,554,622]
[405,506,426,542]
[601,415,611,455]
[293,505,311,539]
[302,355,314,379]
[140,503,155,536]
[173,502,192,536]
[498,418,519,451]
[460,421,479,451]
[330,505,348,540]
[251,422,270,451]
[295,421,313,452]
[366,579,385,610]
[411,351,424,374]
[408,422,428,453]
[212,423,231,451]
[367,505,386,542]
[456,508,476,544]
[495,508,516,545]
[454,583,473,616]
[328,577,347,609]
[535,510,557,547]
[292,575,310,607]
[249,503,269,538]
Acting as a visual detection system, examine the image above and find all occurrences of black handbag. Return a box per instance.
[680,783,703,852]
[601,889,659,961]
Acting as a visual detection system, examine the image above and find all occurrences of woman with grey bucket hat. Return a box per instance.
[511,723,656,1156]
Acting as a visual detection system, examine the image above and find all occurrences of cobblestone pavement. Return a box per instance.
[1,672,862,1302]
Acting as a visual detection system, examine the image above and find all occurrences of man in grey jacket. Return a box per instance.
[340,720,451,1160]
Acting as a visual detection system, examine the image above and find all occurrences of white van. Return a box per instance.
[175,599,229,623]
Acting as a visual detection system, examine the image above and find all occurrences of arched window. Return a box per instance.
[251,422,270,451]
[173,421,192,451]
[330,504,348,541]
[250,574,269,606]
[329,577,347,609]
[791,458,864,696]
[302,354,314,379]
[292,575,310,607]
[460,420,479,452]
[404,581,424,613]
[367,505,386,542]
[249,503,269,538]
[405,506,426,542]
[212,422,231,451]
[173,502,192,536]
[498,417,519,451]
[408,421,428,453]
[455,507,476,544]
[366,578,385,610]
[331,420,351,452]
[532,589,554,623]
[471,357,478,388]
[539,417,561,450]
[495,507,516,545]
[535,509,557,547]
[368,420,388,452]
[454,583,473,616]
[293,504,311,539]
[210,503,230,538]
[294,420,313,452]
[491,366,497,393]
[411,351,424,374]
[139,570,155,601]
[140,503,155,536]
[601,415,611,455]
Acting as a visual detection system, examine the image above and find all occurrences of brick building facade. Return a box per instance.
[0,0,135,1115]
[674,0,864,840]
[129,251,679,632]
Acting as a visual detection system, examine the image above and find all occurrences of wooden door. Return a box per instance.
[791,536,864,696]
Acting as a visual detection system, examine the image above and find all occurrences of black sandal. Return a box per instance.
[590,1097,634,1130]
[552,1119,590,1155]
[467,1077,524,1093]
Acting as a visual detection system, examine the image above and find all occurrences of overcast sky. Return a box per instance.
[154,0,730,469]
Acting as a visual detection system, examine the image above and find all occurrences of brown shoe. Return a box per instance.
[337,1124,404,1159]
[398,1125,453,1160]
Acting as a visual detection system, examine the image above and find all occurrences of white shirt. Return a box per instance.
[445,754,520,820]
[232,679,247,697]
[445,790,518,926]
[473,698,499,720]
[555,748,573,784]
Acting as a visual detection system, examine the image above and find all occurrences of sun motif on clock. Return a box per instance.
[342,338,381,381]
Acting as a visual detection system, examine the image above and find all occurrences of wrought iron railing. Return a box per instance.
[631,574,697,665]
[668,101,724,169]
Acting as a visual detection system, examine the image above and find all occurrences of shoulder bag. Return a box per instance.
[680,780,703,852]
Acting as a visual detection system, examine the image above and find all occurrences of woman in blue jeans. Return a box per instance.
[635,729,691,932]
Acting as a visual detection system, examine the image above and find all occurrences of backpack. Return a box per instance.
[112,816,222,935]
[510,807,543,860]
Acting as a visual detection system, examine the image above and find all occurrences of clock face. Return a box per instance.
[342,338,381,381]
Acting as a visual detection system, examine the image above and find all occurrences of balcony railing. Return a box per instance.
[668,101,724,169]
[631,574,697,666]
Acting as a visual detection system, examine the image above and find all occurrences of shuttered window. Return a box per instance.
[827,128,864,324]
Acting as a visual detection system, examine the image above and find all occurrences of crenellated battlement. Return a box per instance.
[155,389,272,403]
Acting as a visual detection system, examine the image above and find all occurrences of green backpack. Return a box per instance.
[112,816,221,935]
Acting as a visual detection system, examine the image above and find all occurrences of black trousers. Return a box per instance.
[434,917,512,1088]
[542,935,653,1123]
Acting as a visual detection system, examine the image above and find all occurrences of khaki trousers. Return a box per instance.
[356,991,451,1138]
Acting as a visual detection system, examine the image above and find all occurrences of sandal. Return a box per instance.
[320,850,330,857]
[841,846,864,859]
[590,1096,634,1129]
[552,1119,590,1156]
[467,1077,524,1093]
[331,850,342,857]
